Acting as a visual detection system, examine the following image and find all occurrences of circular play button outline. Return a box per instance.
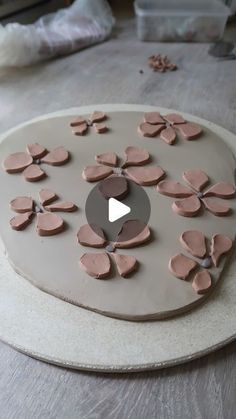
[85,176,151,243]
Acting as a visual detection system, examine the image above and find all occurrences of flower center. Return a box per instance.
[34,159,41,165]
[197,192,204,199]
[35,204,43,213]
[200,256,212,269]
[113,167,123,176]
[105,243,115,253]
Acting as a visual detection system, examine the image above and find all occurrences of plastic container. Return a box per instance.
[134,0,230,42]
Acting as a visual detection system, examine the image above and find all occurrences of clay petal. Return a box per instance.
[138,122,165,138]
[3,152,33,173]
[115,220,151,248]
[44,202,77,212]
[72,123,88,136]
[80,253,111,279]
[172,195,201,217]
[210,234,233,267]
[36,213,64,236]
[204,182,236,199]
[26,143,47,159]
[192,270,212,294]
[160,127,176,145]
[163,113,185,125]
[113,254,137,277]
[123,146,150,167]
[169,253,197,280]
[93,123,108,134]
[82,165,113,182]
[95,152,118,167]
[157,180,193,198]
[202,198,230,216]
[10,196,34,213]
[77,224,106,248]
[177,122,202,140]
[41,147,69,166]
[39,189,58,206]
[10,212,34,231]
[180,230,206,258]
[23,164,46,182]
[183,169,209,192]
[99,176,128,200]
[124,166,165,186]
[143,112,165,125]
[90,111,107,123]
[70,116,87,127]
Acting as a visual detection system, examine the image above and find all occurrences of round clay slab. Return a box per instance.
[0,105,236,371]
[0,107,236,321]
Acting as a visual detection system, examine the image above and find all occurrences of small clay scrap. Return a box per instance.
[148,55,177,73]
[2,143,69,182]
[157,169,235,217]
[70,111,109,136]
[78,220,151,279]
[138,112,203,145]
[9,189,77,236]
[169,230,233,294]
[83,146,166,197]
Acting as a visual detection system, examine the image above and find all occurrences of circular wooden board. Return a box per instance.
[0,104,236,372]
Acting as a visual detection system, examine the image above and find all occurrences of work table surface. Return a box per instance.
[0,3,236,418]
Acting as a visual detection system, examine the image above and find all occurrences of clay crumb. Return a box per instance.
[148,55,178,73]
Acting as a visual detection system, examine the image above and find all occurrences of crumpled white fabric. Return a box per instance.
[0,0,115,67]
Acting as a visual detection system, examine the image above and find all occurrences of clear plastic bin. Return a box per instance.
[134,0,230,42]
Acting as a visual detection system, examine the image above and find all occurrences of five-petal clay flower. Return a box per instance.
[70,111,108,136]
[157,169,236,217]
[169,230,233,294]
[77,220,151,279]
[138,112,202,145]
[10,189,77,236]
[82,146,166,198]
[3,143,69,182]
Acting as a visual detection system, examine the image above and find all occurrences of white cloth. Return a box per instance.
[0,0,115,67]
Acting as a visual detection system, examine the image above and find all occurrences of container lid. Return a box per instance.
[135,0,230,16]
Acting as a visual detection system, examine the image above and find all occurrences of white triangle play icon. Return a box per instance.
[108,198,131,223]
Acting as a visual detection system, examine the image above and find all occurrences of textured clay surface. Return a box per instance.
[0,111,235,321]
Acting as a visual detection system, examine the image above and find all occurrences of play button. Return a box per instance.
[85,176,151,243]
[109,198,131,222]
